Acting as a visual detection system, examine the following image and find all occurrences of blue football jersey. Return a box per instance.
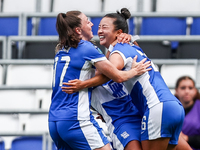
[111,43,179,116]
[49,40,106,121]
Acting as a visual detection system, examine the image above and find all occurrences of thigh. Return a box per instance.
[142,138,170,150]
[125,140,142,150]
[57,120,110,150]
[173,134,192,150]
[48,121,72,150]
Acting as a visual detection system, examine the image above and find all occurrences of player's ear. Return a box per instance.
[75,27,82,35]
[116,29,122,36]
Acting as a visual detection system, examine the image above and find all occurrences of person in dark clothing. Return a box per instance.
[175,76,200,150]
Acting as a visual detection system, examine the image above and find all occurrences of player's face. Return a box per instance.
[79,13,94,41]
[98,17,119,48]
[175,79,196,104]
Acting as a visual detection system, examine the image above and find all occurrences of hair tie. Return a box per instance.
[62,13,66,18]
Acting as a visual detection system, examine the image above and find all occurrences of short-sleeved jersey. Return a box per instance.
[49,40,106,121]
[111,43,180,116]
[91,80,141,131]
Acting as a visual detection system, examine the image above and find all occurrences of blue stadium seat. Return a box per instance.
[0,17,19,35]
[0,16,20,58]
[38,17,57,35]
[191,17,200,35]
[0,140,5,150]
[10,136,43,150]
[26,18,33,35]
[139,17,187,58]
[140,17,187,35]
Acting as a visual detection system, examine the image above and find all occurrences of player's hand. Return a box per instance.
[117,33,131,44]
[62,79,83,94]
[132,55,152,76]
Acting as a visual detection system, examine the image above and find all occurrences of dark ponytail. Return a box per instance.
[104,8,131,33]
[56,11,82,49]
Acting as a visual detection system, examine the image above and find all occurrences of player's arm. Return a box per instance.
[62,56,151,93]
[62,74,109,94]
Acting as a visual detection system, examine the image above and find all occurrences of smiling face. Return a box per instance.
[98,17,120,48]
[78,13,94,41]
[175,78,196,106]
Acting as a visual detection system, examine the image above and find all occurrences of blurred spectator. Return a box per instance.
[175,76,200,150]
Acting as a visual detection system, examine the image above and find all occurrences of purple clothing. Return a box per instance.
[182,100,200,150]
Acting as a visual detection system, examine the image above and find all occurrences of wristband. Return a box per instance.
[131,35,140,42]
[108,44,114,52]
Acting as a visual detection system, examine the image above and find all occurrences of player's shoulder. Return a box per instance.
[80,40,94,47]
[115,43,133,49]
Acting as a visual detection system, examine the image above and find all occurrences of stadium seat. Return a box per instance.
[104,0,138,12]
[140,18,187,35]
[160,64,197,88]
[26,114,48,132]
[38,17,57,35]
[104,0,152,12]
[139,17,187,58]
[156,0,200,12]
[0,114,19,132]
[53,0,102,13]
[191,17,200,35]
[40,0,52,12]
[35,90,52,110]
[0,17,19,36]
[6,65,53,86]
[10,136,43,150]
[3,0,36,12]
[0,140,5,150]
[0,90,37,109]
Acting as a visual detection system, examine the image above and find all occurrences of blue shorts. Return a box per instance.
[141,100,184,145]
[49,119,109,150]
[110,120,141,150]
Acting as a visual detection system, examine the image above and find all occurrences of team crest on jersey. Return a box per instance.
[94,46,103,54]
[121,131,129,139]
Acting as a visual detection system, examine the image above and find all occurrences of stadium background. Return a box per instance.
[0,0,200,149]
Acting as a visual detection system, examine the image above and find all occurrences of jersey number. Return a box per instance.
[53,56,71,87]
[142,116,146,131]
